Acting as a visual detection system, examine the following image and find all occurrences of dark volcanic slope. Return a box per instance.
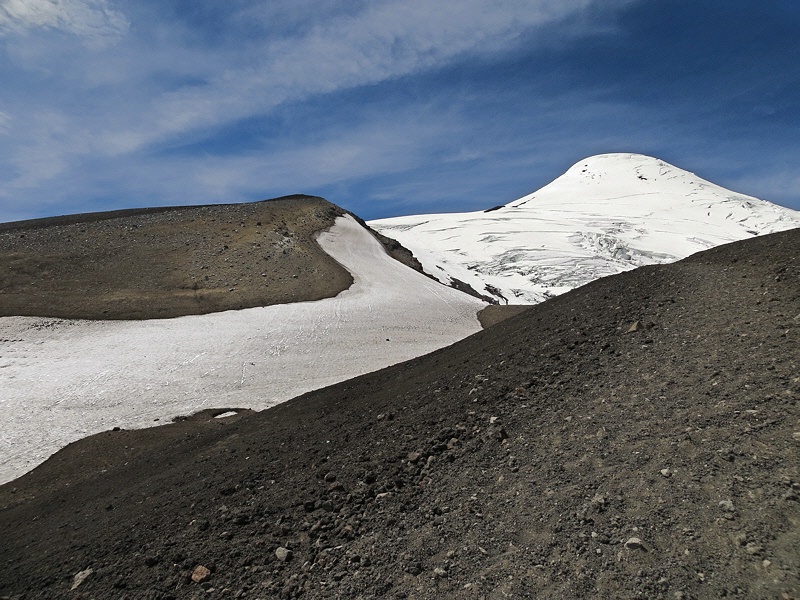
[0,196,352,319]
[1,229,798,599]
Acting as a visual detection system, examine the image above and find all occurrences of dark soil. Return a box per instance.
[0,196,353,320]
[1,228,799,600]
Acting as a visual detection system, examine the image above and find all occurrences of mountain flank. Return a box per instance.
[1,227,797,599]
[0,196,354,320]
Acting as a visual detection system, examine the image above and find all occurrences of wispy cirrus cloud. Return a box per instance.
[0,0,128,43]
[0,110,11,134]
[114,0,627,152]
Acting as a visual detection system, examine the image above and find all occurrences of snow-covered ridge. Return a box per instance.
[369,153,800,304]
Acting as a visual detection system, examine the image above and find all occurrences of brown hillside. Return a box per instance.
[0,196,352,320]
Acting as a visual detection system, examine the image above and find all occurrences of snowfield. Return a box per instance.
[0,215,485,484]
[370,153,800,304]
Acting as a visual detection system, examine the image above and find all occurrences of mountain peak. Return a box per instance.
[566,153,690,183]
[509,153,749,211]
[371,155,800,304]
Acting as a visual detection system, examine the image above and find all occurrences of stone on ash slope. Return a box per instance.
[370,153,800,304]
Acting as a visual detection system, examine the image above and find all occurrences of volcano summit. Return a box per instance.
[370,153,800,304]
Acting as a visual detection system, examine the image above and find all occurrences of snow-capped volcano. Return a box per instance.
[369,153,800,304]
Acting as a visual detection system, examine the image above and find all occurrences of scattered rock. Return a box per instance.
[71,568,93,590]
[624,537,645,550]
[275,547,292,562]
[719,499,735,513]
[194,518,210,531]
[627,321,644,333]
[192,565,212,583]
[660,468,672,477]
[745,542,763,555]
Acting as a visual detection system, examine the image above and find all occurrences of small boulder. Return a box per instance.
[191,565,212,583]
[624,537,645,550]
[71,568,94,590]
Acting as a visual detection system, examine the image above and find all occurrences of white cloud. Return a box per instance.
[0,0,128,43]
[124,106,465,204]
[105,0,627,153]
[0,110,78,190]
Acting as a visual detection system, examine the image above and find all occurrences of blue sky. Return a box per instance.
[0,0,798,223]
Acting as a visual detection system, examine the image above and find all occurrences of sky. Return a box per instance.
[0,0,798,223]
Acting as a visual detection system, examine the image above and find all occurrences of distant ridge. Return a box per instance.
[370,153,800,304]
[0,196,353,319]
[0,194,325,233]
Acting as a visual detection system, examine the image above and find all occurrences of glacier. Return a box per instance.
[369,153,800,304]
